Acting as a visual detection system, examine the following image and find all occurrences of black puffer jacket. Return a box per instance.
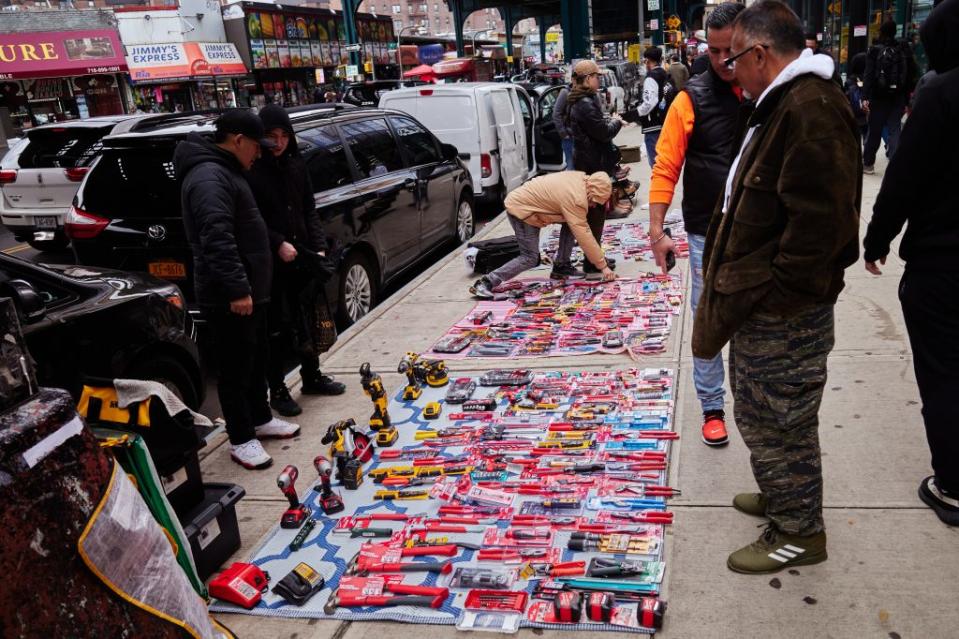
[568,88,622,174]
[246,105,327,259]
[175,133,272,308]
[863,0,959,270]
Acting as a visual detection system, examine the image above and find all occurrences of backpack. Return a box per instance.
[875,43,906,95]
[845,79,866,121]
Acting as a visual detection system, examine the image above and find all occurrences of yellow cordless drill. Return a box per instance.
[405,352,449,388]
[359,362,397,447]
[398,352,422,400]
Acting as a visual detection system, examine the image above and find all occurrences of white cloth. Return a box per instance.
[638,74,660,117]
[722,49,836,214]
[113,378,213,427]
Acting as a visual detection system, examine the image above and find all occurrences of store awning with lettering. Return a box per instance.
[125,42,248,83]
[0,29,128,80]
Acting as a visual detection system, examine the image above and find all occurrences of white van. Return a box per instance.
[379,83,537,204]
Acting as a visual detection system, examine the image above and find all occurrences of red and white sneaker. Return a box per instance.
[230,439,273,469]
[255,417,301,440]
[702,412,729,446]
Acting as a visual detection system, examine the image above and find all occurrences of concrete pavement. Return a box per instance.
[201,124,959,639]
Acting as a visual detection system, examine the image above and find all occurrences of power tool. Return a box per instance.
[398,352,423,400]
[415,354,450,388]
[321,418,370,490]
[360,362,398,447]
[277,465,310,529]
[313,456,345,514]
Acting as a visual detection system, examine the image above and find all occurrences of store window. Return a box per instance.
[341,119,404,178]
[394,19,403,31]
[392,4,401,13]
[301,125,353,191]
[390,115,439,166]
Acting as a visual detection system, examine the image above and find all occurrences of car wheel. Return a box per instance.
[27,233,70,252]
[127,355,200,411]
[456,197,475,243]
[337,252,377,326]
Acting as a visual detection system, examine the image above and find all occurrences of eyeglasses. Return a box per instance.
[723,43,770,69]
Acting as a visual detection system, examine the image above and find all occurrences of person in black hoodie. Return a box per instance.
[176,109,300,470]
[246,104,346,418]
[862,0,959,527]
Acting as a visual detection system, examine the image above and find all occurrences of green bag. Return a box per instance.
[93,428,207,599]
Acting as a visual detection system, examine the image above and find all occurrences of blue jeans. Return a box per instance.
[688,232,726,413]
[644,130,660,169]
[562,138,574,171]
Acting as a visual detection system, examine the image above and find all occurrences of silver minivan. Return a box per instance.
[0,116,148,250]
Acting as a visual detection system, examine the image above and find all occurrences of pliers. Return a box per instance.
[588,558,649,578]
[609,510,675,524]
[614,484,681,497]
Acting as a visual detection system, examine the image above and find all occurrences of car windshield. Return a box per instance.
[79,146,179,219]
[17,126,112,169]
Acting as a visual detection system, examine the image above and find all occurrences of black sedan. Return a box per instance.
[0,253,204,409]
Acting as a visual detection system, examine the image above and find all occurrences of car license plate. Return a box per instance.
[148,260,187,280]
[35,216,58,230]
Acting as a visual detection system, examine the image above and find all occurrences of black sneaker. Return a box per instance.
[583,257,616,280]
[270,385,302,417]
[918,476,959,526]
[470,277,495,299]
[302,372,347,396]
[550,263,585,280]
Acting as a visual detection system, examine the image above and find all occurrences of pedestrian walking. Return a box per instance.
[552,83,574,170]
[246,104,346,419]
[862,18,919,173]
[567,59,623,278]
[648,1,745,447]
[694,0,861,573]
[668,54,690,91]
[634,46,673,169]
[845,52,869,142]
[690,43,710,76]
[469,171,615,299]
[862,0,959,527]
[176,109,301,470]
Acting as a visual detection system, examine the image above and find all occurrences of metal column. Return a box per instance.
[561,0,591,61]
[342,0,361,68]
[847,0,869,63]
[453,0,466,57]
[501,5,516,73]
[539,17,548,63]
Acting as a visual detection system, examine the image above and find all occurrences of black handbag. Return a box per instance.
[467,236,522,274]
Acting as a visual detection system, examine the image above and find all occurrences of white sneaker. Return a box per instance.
[254,417,301,439]
[230,439,273,469]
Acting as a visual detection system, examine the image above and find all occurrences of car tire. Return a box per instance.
[455,196,475,244]
[337,252,377,326]
[27,233,70,252]
[127,355,200,411]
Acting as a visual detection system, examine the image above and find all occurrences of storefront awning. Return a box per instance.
[0,29,127,80]
[125,42,248,83]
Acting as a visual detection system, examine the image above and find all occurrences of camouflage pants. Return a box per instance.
[729,304,835,536]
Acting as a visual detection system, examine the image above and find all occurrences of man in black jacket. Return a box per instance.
[861,19,919,173]
[863,0,959,527]
[247,105,345,418]
[176,109,300,470]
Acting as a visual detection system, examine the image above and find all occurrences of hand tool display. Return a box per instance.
[277,465,310,529]
[313,456,344,515]
[290,518,317,551]
[321,418,370,490]
[360,362,398,446]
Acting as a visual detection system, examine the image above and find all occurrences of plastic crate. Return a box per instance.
[180,482,245,581]
[157,447,204,518]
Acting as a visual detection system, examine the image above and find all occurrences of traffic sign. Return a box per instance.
[667,15,681,29]
[648,0,660,11]
[346,64,359,76]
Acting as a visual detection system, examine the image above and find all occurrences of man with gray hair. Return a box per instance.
[693,0,861,574]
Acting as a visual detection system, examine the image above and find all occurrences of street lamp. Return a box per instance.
[471,28,494,57]
[397,24,427,77]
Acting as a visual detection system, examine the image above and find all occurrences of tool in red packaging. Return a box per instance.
[464,589,528,612]
[438,505,510,517]
[611,484,681,497]
[346,553,452,576]
[448,411,495,421]
[324,577,449,614]
[608,510,675,525]
[520,561,587,579]
[511,515,582,529]
[483,527,554,548]
[449,566,517,590]
[409,522,486,534]
[358,541,460,561]
[476,547,559,563]
[553,590,583,623]
[378,448,442,460]
[585,592,616,622]
[209,562,270,609]
[639,597,667,629]
[277,465,310,529]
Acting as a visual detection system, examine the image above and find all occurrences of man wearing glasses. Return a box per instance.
[647,1,745,448]
[693,0,861,574]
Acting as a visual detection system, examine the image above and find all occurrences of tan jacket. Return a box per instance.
[504,171,610,270]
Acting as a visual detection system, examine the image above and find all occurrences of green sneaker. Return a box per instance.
[727,524,827,574]
[733,492,768,518]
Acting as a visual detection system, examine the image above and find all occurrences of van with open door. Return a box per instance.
[379,83,536,205]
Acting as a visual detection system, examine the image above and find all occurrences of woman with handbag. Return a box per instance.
[247,104,346,418]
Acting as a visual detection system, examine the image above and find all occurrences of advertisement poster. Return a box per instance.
[285,17,297,40]
[266,42,280,68]
[273,15,286,41]
[295,17,309,39]
[310,41,323,67]
[290,40,303,67]
[319,41,331,66]
[250,39,267,69]
[277,40,291,67]
[247,12,263,38]
[299,42,313,67]
[317,21,329,41]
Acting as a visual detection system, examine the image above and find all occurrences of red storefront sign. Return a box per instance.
[0,29,127,80]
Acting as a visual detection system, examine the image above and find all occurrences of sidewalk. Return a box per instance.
[201,125,959,639]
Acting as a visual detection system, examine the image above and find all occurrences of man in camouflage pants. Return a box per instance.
[692,1,861,574]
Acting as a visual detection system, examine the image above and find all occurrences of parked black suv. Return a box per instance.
[68,108,474,325]
[0,252,203,409]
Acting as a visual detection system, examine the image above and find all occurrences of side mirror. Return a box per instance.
[2,279,46,323]
[440,143,459,162]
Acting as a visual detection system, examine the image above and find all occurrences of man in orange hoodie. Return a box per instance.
[470,171,615,298]
[647,1,745,447]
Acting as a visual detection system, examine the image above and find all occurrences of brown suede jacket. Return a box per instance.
[692,74,862,359]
